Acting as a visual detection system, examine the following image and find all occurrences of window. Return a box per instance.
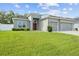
[18,21,26,28]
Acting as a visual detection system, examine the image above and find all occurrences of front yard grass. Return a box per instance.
[0,31,79,56]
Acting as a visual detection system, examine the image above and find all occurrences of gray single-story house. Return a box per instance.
[12,13,76,31]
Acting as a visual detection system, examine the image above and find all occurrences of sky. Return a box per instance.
[0,3,79,18]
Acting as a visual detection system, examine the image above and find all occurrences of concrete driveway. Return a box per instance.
[59,31,79,36]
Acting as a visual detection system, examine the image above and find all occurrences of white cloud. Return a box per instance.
[40,9,61,16]
[69,3,78,6]
[74,3,78,5]
[63,11,68,14]
[41,6,48,10]
[39,3,71,17]
[40,9,70,17]
[69,8,72,11]
[62,8,72,11]
[39,3,59,7]
[46,3,59,7]
[39,3,46,7]
[69,3,73,5]
[15,4,20,9]
[39,3,59,10]
[63,8,67,11]
[28,10,31,13]
[25,4,29,9]
[33,11,38,13]
[62,11,70,17]
[39,3,49,10]
[48,10,61,15]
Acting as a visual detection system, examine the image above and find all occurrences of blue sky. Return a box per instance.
[0,3,79,18]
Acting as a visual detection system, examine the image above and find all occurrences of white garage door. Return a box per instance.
[60,23,73,31]
[49,22,57,31]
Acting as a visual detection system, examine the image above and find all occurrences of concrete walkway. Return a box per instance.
[59,31,79,36]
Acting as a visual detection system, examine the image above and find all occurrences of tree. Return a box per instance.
[15,13,24,18]
[23,13,28,19]
[0,11,5,23]
[5,10,15,24]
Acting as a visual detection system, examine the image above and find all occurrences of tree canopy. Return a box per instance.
[0,11,28,24]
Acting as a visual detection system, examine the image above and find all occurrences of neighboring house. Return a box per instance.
[74,18,79,31]
[12,13,76,32]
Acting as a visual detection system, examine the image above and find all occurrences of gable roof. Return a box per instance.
[41,15,74,21]
[27,13,41,17]
[12,13,75,22]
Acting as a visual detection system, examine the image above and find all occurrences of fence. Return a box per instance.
[0,24,14,30]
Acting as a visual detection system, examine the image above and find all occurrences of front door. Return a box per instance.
[33,18,39,30]
[33,20,37,30]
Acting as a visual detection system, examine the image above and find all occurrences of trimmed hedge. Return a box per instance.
[26,28,30,31]
[12,28,30,31]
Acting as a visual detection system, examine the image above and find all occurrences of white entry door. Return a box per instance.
[60,23,73,31]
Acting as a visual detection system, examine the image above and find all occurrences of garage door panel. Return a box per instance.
[49,22,57,31]
[60,23,72,31]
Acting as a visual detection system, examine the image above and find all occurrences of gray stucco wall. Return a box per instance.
[40,19,48,31]
[14,20,30,29]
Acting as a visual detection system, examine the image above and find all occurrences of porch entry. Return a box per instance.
[33,18,39,30]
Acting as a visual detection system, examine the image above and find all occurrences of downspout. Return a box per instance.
[58,18,61,31]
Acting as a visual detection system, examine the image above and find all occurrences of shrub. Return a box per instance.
[12,28,18,31]
[26,28,30,31]
[75,28,78,31]
[47,26,52,32]
[12,28,22,31]
[12,28,30,31]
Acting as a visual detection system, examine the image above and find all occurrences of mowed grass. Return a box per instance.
[0,31,79,56]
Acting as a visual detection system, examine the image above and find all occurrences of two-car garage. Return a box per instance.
[48,19,73,31]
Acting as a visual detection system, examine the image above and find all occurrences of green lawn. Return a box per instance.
[0,31,79,56]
